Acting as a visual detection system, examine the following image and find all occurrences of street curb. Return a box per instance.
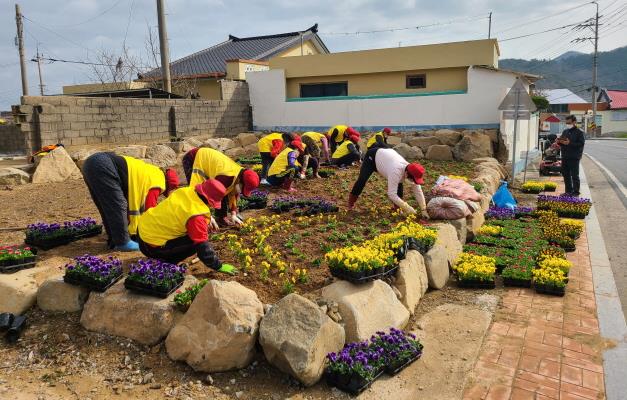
[580,166,627,400]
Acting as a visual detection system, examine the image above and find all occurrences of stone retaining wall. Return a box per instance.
[10,80,250,154]
[0,123,26,155]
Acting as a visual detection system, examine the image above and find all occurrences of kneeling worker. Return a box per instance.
[366,127,392,150]
[257,132,294,184]
[137,179,238,275]
[348,147,428,218]
[182,147,259,226]
[331,133,361,167]
[82,152,179,251]
[267,137,305,192]
[302,131,331,163]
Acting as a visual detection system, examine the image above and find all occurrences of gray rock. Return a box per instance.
[386,136,402,146]
[425,145,454,161]
[235,133,258,147]
[145,144,177,168]
[393,143,423,160]
[31,147,82,184]
[0,167,30,185]
[423,244,450,290]
[113,145,147,159]
[394,250,428,314]
[434,129,463,146]
[406,136,441,151]
[69,149,97,170]
[259,293,345,386]
[37,277,90,313]
[204,138,237,152]
[453,132,493,161]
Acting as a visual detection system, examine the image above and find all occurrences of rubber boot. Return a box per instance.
[114,240,139,252]
[281,178,297,193]
[0,313,14,332]
[5,315,26,343]
[348,193,359,210]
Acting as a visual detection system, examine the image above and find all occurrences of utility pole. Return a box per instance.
[156,0,171,93]
[591,1,599,137]
[15,3,29,96]
[488,12,492,38]
[31,45,45,96]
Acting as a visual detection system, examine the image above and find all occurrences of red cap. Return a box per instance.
[165,169,180,194]
[241,169,260,197]
[195,179,227,209]
[349,134,360,143]
[382,127,391,134]
[346,127,359,136]
[290,137,304,152]
[407,163,425,185]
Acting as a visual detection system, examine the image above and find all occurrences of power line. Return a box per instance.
[499,21,589,42]
[494,1,593,35]
[48,0,125,28]
[319,14,489,36]
[22,15,92,54]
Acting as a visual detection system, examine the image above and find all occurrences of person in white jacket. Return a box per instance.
[348,147,428,218]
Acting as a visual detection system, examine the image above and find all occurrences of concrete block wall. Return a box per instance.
[0,124,26,155]
[11,80,250,153]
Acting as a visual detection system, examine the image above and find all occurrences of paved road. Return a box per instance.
[583,139,627,317]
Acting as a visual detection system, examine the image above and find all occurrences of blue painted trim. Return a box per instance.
[253,123,500,132]
[286,89,466,102]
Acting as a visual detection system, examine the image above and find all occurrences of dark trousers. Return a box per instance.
[561,158,581,194]
[267,168,297,187]
[300,156,319,175]
[82,153,130,247]
[138,235,196,264]
[260,152,274,179]
[331,152,360,167]
[182,151,195,184]
[351,147,403,198]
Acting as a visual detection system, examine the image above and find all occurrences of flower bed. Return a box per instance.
[63,254,123,292]
[521,181,545,194]
[453,253,497,289]
[485,206,535,220]
[238,190,269,211]
[326,328,423,394]
[124,259,187,298]
[537,210,577,251]
[537,195,591,219]
[269,196,339,215]
[532,256,568,296]
[173,278,208,311]
[236,155,262,165]
[477,225,501,236]
[25,217,102,250]
[0,245,36,273]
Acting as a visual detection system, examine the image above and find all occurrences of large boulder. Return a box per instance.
[165,280,263,372]
[0,167,30,185]
[453,132,493,161]
[113,145,147,159]
[434,129,463,146]
[242,143,259,156]
[425,145,453,161]
[80,276,197,345]
[393,250,428,314]
[386,136,402,146]
[235,133,258,148]
[165,141,194,154]
[37,277,90,313]
[31,147,82,184]
[431,223,463,266]
[204,138,237,152]
[423,244,450,290]
[145,144,177,168]
[183,137,204,148]
[467,211,486,241]
[406,136,441,151]
[475,171,501,194]
[0,257,66,314]
[259,294,345,386]
[224,147,247,159]
[449,218,468,244]
[69,149,96,170]
[393,143,423,160]
[321,280,409,342]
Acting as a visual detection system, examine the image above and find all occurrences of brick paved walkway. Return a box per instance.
[464,204,607,399]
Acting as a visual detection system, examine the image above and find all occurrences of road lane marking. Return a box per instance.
[585,153,627,203]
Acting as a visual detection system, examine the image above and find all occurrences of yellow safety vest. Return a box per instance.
[188,148,243,192]
[302,131,325,146]
[332,141,353,159]
[138,186,210,246]
[367,132,385,149]
[268,147,300,177]
[257,133,284,153]
[327,125,348,143]
[124,156,165,236]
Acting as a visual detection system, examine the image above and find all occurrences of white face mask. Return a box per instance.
[565,124,573,129]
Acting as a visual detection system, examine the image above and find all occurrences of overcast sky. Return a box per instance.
[1,0,625,110]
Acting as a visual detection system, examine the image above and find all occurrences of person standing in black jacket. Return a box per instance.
[557,115,586,196]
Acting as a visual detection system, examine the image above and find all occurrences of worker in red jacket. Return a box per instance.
[137,179,238,275]
[82,152,179,252]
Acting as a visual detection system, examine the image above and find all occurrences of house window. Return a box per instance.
[406,74,426,89]
[300,82,348,98]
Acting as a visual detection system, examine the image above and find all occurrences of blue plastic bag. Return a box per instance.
[492,181,517,209]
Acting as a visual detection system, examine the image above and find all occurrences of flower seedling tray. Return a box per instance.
[25,234,74,250]
[330,265,399,284]
[0,258,37,274]
[534,283,565,297]
[72,225,103,240]
[456,278,496,289]
[544,187,556,192]
[502,277,532,288]
[522,189,542,194]
[385,350,423,376]
[63,271,123,292]
[326,369,384,395]
[124,277,184,298]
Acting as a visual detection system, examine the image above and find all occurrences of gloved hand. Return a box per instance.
[231,212,244,225]
[209,216,220,231]
[399,202,416,215]
[421,210,430,220]
[298,173,306,180]
[218,263,238,275]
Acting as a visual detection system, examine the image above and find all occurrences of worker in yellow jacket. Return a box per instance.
[182,147,259,226]
[327,125,358,153]
[302,131,330,163]
[267,137,305,192]
[138,179,238,275]
[257,132,296,183]
[366,128,392,150]
[331,133,362,168]
[82,152,179,251]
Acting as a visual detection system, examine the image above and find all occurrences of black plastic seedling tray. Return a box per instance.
[0,253,37,274]
[124,278,184,298]
[326,369,384,395]
[25,226,103,250]
[63,271,123,292]
[385,350,423,376]
[330,265,399,284]
[456,278,496,289]
[534,284,566,297]
[502,277,532,288]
